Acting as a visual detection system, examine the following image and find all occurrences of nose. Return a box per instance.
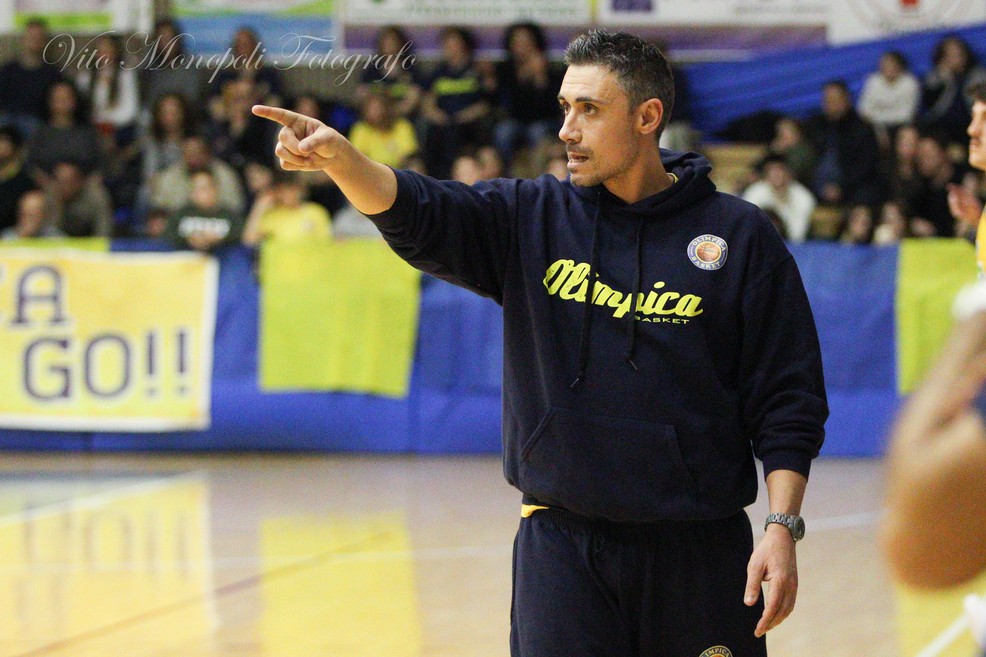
[558,111,579,144]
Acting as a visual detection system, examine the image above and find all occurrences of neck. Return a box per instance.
[603,146,672,204]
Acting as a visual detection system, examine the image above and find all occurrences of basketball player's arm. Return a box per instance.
[745,468,806,638]
[252,104,397,215]
[880,311,986,589]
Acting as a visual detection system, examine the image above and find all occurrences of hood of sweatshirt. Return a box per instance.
[567,150,718,387]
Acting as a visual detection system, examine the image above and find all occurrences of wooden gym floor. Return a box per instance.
[0,453,979,657]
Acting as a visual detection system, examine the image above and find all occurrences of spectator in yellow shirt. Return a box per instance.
[348,92,419,169]
[242,170,331,245]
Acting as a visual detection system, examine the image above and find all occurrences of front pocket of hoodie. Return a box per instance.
[519,406,697,522]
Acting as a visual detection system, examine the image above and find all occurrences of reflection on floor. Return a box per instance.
[0,454,977,657]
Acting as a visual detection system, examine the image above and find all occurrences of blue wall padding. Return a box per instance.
[685,23,986,137]
[791,244,901,456]
[1,243,906,456]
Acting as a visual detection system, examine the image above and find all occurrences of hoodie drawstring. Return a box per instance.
[570,193,604,389]
[624,218,644,371]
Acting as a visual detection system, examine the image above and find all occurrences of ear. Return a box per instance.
[637,98,664,137]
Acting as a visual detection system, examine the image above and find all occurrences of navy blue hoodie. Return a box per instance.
[367,150,827,522]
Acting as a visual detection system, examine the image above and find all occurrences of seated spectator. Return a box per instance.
[475,145,504,179]
[767,117,817,187]
[150,134,245,215]
[807,80,884,207]
[858,50,920,149]
[742,155,816,243]
[839,204,875,245]
[1,189,62,240]
[144,205,169,238]
[208,78,277,171]
[242,170,331,245]
[75,33,140,148]
[141,93,198,184]
[490,22,564,166]
[208,27,283,120]
[401,153,428,176]
[919,35,986,146]
[0,125,37,233]
[0,18,64,139]
[451,153,483,185]
[164,169,243,252]
[909,133,972,237]
[349,92,419,169]
[139,19,206,114]
[242,160,274,206]
[888,124,921,200]
[23,81,102,179]
[872,199,911,245]
[421,27,490,179]
[46,160,113,237]
[947,174,984,243]
[357,26,422,120]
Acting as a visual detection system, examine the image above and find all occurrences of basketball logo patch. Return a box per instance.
[687,234,728,271]
[699,647,733,657]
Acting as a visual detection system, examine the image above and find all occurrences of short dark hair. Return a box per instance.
[504,22,547,56]
[882,50,909,71]
[969,81,986,104]
[564,30,675,135]
[441,26,477,56]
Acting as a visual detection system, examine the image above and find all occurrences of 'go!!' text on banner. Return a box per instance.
[0,249,218,431]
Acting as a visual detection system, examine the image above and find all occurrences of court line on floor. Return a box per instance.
[914,613,971,657]
[14,529,395,657]
[0,471,207,530]
[0,509,885,574]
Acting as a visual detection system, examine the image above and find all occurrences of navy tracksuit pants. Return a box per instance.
[510,508,768,657]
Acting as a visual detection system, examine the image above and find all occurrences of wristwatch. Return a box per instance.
[765,513,805,541]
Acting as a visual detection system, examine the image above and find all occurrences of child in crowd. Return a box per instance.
[839,204,876,245]
[872,200,910,245]
[1,189,61,239]
[349,92,419,169]
[165,169,243,252]
[242,170,331,245]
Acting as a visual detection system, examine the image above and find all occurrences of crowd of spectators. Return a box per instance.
[0,18,984,251]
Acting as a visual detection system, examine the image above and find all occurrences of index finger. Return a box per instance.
[252,104,305,127]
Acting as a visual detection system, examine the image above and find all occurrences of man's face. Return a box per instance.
[16,191,46,234]
[916,138,946,178]
[53,163,84,200]
[764,161,791,190]
[557,64,640,189]
[823,85,851,121]
[968,100,986,171]
[183,139,211,170]
[22,25,47,58]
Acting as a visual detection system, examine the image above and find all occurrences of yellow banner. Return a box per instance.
[0,249,218,431]
[259,240,421,398]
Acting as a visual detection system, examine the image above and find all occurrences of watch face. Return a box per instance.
[791,516,806,540]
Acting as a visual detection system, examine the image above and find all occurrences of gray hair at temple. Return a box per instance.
[564,30,675,136]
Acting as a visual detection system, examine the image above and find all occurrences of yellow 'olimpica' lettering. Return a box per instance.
[542,259,703,319]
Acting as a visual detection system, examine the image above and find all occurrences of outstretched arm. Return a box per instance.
[252,104,397,215]
[880,304,986,589]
